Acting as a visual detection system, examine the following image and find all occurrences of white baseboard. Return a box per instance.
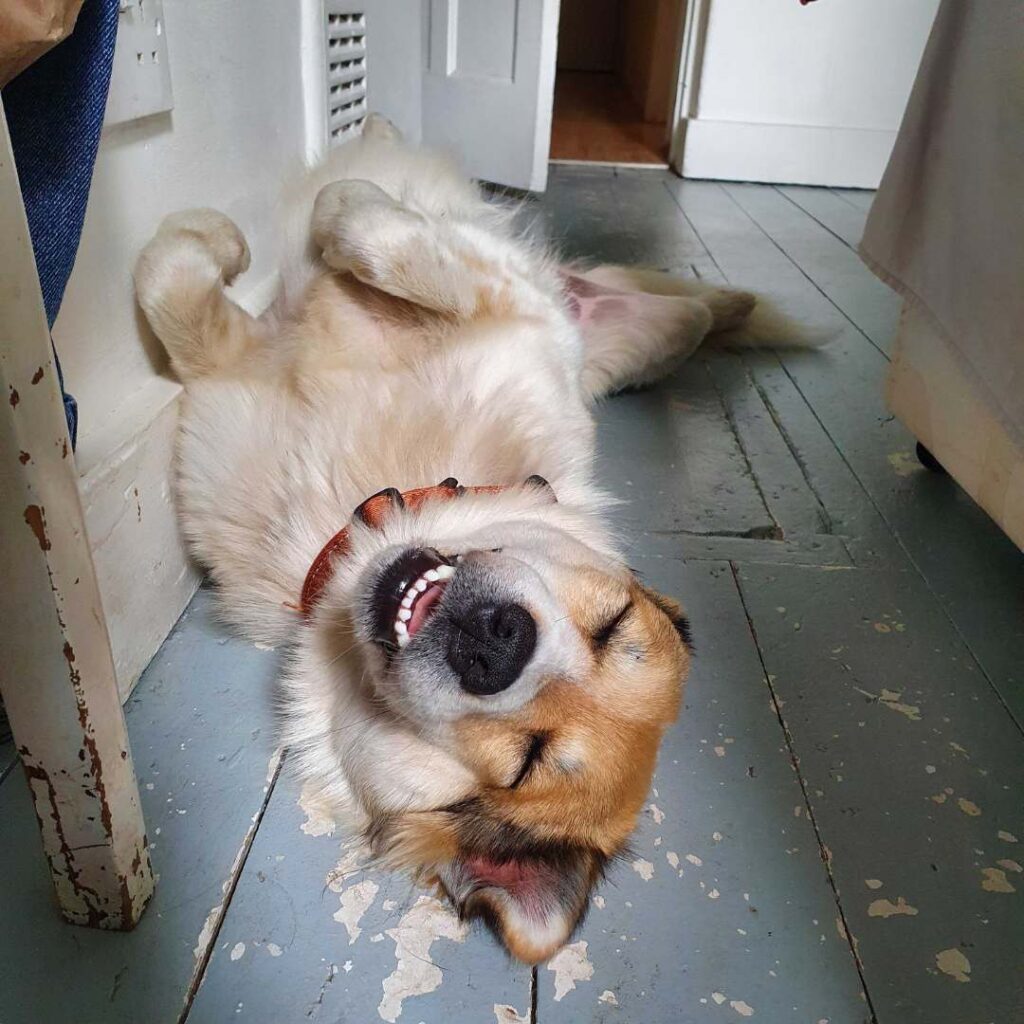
[78,378,198,700]
[680,119,896,189]
[77,272,281,700]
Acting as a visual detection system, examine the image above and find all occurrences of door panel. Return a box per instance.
[423,0,559,191]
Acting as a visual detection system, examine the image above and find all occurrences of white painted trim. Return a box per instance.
[301,0,329,166]
[680,119,896,188]
[529,0,562,192]
[77,272,281,700]
[1,100,154,926]
[549,159,669,170]
[670,0,710,172]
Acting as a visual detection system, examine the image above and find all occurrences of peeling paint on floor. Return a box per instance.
[378,896,467,1022]
[548,940,594,1002]
[493,1004,529,1023]
[935,948,971,983]
[867,897,918,919]
[334,879,380,944]
[631,858,654,881]
[980,867,1015,893]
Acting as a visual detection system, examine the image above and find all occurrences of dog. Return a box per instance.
[134,114,787,963]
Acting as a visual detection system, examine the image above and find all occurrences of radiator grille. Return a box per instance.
[325,4,366,144]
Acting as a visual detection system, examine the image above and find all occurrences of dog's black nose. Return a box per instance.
[445,602,537,695]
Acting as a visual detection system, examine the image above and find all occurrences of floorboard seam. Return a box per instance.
[728,562,880,1024]
[773,186,859,253]
[739,354,837,537]
[702,358,783,539]
[178,746,288,1024]
[715,183,892,363]
[658,181,729,282]
[773,359,1024,739]
[530,965,539,1023]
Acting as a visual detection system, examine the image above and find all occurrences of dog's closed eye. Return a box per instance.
[509,732,548,788]
[592,601,633,650]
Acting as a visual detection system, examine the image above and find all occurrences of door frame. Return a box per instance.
[668,0,710,173]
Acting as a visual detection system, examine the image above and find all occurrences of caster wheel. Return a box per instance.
[915,441,948,475]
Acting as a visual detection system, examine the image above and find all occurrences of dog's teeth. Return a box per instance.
[396,632,410,648]
[424,569,440,582]
[414,578,428,593]
[434,564,455,580]
[401,592,414,609]
[394,620,408,637]
[397,608,412,622]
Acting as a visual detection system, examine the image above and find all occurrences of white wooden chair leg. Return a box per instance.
[0,103,154,928]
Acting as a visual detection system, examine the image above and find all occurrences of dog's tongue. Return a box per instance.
[407,581,447,638]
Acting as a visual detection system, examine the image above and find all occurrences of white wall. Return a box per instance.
[680,0,939,187]
[54,0,423,696]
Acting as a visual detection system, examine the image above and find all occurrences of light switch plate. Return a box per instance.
[105,0,173,127]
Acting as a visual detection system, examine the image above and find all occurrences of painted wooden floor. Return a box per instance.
[3,171,1023,1024]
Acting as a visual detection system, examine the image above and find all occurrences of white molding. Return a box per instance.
[1,101,154,925]
[301,0,329,166]
[681,119,896,188]
[78,272,281,700]
[670,0,710,173]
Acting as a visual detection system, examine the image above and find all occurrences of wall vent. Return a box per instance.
[325,3,367,145]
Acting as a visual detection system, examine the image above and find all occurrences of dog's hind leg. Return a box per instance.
[566,271,716,398]
[134,210,266,382]
[572,265,756,334]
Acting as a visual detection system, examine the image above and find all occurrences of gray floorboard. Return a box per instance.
[777,185,870,250]
[721,183,901,357]
[0,589,283,1024]
[737,563,1024,1024]
[186,770,533,1024]
[831,188,876,214]
[664,176,1024,725]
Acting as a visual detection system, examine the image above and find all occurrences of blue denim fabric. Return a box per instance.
[3,0,120,449]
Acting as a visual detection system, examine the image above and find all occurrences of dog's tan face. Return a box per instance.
[324,495,689,962]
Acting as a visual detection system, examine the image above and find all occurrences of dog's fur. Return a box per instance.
[135,115,785,963]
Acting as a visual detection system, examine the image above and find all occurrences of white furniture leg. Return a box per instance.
[0,103,154,928]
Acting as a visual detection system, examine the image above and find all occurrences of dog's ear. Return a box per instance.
[638,584,694,650]
[438,846,604,963]
[374,807,604,963]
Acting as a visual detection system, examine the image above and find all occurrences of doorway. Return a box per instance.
[550,0,686,166]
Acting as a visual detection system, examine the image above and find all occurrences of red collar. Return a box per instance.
[298,476,553,615]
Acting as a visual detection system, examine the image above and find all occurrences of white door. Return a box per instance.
[422,0,560,192]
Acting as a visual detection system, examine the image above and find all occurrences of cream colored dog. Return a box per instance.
[135,115,782,963]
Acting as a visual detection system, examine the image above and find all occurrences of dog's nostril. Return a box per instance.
[446,601,536,695]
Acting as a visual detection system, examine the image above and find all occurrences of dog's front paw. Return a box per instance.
[150,209,251,283]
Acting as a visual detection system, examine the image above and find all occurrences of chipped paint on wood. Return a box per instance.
[334,878,379,943]
[979,868,1015,893]
[631,858,654,881]
[1,106,155,932]
[378,895,467,1022]
[867,897,918,918]
[298,782,337,837]
[935,948,971,983]
[547,940,594,1001]
[493,1004,529,1023]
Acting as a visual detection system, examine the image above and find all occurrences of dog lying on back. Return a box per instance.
[135,114,773,962]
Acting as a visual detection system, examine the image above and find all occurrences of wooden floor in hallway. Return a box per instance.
[2,169,1023,1024]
